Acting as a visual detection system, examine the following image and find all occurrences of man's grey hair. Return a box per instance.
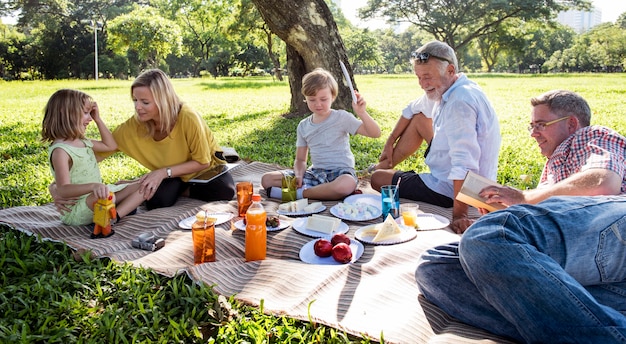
[412,40,459,72]
[531,90,591,127]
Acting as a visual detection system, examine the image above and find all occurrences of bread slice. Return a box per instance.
[306,214,340,234]
[303,201,322,212]
[373,214,402,242]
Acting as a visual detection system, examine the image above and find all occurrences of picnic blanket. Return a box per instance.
[0,161,515,344]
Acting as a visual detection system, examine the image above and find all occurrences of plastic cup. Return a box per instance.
[401,203,419,227]
[236,182,253,217]
[381,185,400,219]
[192,216,215,264]
[281,173,297,202]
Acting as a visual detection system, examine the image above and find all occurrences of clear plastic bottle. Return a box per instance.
[191,211,215,264]
[245,194,266,261]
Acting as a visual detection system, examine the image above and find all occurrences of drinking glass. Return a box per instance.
[236,182,253,217]
[381,185,400,219]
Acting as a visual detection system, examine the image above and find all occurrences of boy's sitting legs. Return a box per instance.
[262,168,357,201]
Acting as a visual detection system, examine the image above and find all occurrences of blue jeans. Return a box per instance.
[416,196,626,343]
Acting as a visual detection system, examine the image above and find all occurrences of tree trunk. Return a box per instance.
[250,0,355,115]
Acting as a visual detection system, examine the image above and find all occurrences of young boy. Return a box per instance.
[261,68,381,201]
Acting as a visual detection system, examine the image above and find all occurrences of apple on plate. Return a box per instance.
[313,238,333,257]
[331,242,353,263]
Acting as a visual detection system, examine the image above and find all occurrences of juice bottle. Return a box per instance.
[191,211,216,264]
[245,194,267,261]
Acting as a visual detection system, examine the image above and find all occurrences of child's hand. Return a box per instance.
[353,91,367,114]
[93,183,109,200]
[89,101,100,121]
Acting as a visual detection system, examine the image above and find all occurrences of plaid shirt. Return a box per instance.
[539,125,626,193]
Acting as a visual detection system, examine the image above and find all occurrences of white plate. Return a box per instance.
[396,213,450,230]
[178,212,234,229]
[343,194,382,210]
[299,238,364,265]
[355,223,417,245]
[233,219,290,232]
[330,202,381,221]
[276,205,326,217]
[291,217,349,238]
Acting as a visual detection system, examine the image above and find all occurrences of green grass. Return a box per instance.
[1,73,625,342]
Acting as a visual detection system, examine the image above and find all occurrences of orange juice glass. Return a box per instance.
[401,203,419,228]
[236,182,253,217]
[192,214,216,264]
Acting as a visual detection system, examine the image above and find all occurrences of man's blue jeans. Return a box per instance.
[416,196,626,343]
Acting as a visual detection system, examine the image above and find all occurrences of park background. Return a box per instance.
[1,0,626,343]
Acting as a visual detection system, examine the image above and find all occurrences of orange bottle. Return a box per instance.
[245,194,266,261]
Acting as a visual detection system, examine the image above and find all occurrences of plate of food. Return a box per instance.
[330,201,381,221]
[355,215,417,245]
[178,212,234,229]
[276,198,326,216]
[234,215,290,232]
[396,213,450,230]
[291,215,349,238]
[299,237,364,265]
[343,194,381,209]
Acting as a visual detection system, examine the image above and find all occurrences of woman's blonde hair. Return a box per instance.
[301,68,338,99]
[41,89,92,142]
[131,69,182,137]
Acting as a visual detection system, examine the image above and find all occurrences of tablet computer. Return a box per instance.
[188,163,237,183]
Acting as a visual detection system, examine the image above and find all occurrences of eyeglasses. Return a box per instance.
[411,52,452,65]
[527,116,570,132]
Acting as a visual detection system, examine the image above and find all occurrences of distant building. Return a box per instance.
[557,7,602,33]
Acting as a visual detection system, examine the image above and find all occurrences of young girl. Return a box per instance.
[261,68,381,200]
[42,89,144,237]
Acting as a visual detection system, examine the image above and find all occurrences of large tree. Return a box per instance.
[250,0,355,114]
[358,0,591,54]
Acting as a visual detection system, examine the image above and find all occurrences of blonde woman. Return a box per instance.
[51,69,234,211]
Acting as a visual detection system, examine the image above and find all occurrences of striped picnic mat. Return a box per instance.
[0,161,514,344]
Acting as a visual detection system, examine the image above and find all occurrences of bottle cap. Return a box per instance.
[251,194,261,202]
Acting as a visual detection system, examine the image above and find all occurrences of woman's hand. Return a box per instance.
[49,183,78,214]
[138,170,165,200]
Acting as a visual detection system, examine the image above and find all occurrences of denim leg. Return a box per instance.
[459,196,626,343]
[416,243,523,342]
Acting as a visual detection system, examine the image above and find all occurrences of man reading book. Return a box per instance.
[478,90,625,209]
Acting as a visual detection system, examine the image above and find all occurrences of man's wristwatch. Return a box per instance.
[166,167,172,178]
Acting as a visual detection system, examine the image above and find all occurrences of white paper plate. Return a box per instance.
[343,194,382,210]
[299,238,364,265]
[396,213,450,230]
[233,219,290,232]
[291,217,349,238]
[276,205,326,217]
[330,202,381,221]
[355,223,417,245]
[178,212,234,229]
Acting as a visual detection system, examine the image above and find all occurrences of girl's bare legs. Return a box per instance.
[114,182,144,218]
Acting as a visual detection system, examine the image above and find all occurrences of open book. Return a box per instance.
[456,171,507,212]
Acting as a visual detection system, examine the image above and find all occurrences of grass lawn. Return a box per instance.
[1,73,624,342]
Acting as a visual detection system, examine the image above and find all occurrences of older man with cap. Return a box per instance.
[370,40,501,234]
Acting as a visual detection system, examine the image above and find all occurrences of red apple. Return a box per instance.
[313,239,333,257]
[332,242,353,264]
[331,233,350,246]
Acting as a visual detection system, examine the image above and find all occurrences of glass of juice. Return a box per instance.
[401,203,419,228]
[236,182,253,217]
